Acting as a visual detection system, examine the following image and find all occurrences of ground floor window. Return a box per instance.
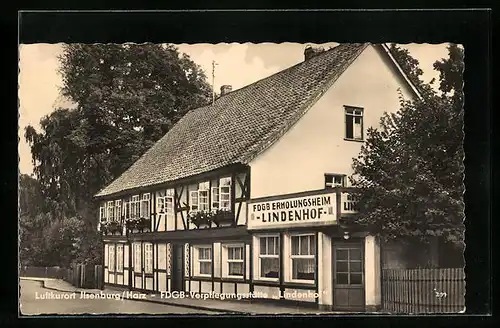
[109,245,115,272]
[134,243,141,271]
[192,245,212,277]
[257,235,279,280]
[222,244,244,278]
[116,244,123,272]
[144,243,153,274]
[290,234,316,282]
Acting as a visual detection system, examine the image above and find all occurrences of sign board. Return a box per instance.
[248,191,337,230]
[341,192,358,214]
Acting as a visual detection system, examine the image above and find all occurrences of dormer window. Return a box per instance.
[345,106,364,141]
[325,174,346,188]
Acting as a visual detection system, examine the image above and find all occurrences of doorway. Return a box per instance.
[332,242,365,311]
[171,244,184,292]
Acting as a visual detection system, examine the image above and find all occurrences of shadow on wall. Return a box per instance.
[382,238,465,269]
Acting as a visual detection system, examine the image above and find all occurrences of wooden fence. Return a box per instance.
[381,268,465,313]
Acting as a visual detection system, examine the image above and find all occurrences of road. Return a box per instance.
[20,280,218,315]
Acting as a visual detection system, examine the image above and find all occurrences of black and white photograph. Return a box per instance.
[18,37,466,315]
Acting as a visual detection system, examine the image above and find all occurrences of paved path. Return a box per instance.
[20,277,332,314]
[20,279,218,315]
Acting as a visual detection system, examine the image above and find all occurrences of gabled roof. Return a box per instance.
[95,43,405,198]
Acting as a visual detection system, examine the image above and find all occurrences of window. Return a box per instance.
[123,197,130,219]
[226,245,244,277]
[99,206,106,221]
[335,247,363,285]
[325,174,346,188]
[134,243,141,271]
[107,201,115,221]
[116,245,123,272]
[195,246,212,276]
[157,191,165,214]
[109,245,115,272]
[144,243,153,274]
[220,177,231,210]
[291,234,316,282]
[189,191,199,212]
[345,106,364,140]
[131,195,140,218]
[211,187,220,210]
[258,236,279,279]
[166,189,174,215]
[198,182,209,211]
[140,194,150,218]
[115,200,122,221]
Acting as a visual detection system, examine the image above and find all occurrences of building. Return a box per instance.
[93,43,420,312]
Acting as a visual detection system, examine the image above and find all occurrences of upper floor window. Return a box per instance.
[198,182,209,211]
[107,201,115,221]
[219,177,231,210]
[99,205,106,221]
[345,106,364,141]
[325,174,346,188]
[141,194,150,218]
[131,195,140,219]
[115,200,122,221]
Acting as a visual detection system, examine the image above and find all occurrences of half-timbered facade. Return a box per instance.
[94,43,420,312]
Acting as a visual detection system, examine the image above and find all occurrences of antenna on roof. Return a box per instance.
[212,60,218,105]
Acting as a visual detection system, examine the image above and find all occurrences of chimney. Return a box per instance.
[220,85,232,96]
[304,45,315,61]
[304,45,325,61]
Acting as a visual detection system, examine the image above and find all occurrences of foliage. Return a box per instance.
[23,43,212,267]
[188,209,232,227]
[350,44,464,247]
[125,217,151,231]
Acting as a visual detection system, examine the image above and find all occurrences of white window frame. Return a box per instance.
[193,245,212,277]
[345,106,364,141]
[115,200,122,221]
[134,243,141,271]
[107,201,115,221]
[198,182,210,211]
[131,195,140,219]
[211,187,220,210]
[99,205,106,221]
[289,233,316,284]
[189,191,199,212]
[219,177,231,211]
[116,244,123,272]
[144,243,153,274]
[256,234,280,282]
[109,244,115,272]
[222,243,244,279]
[140,193,151,218]
[156,192,166,214]
[325,173,346,188]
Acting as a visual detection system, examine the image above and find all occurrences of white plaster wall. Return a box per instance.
[222,283,235,294]
[249,45,415,198]
[158,272,166,291]
[213,242,221,278]
[201,281,212,293]
[158,243,167,270]
[238,283,250,294]
[145,277,153,291]
[124,245,129,269]
[104,268,109,283]
[117,275,123,285]
[318,232,333,306]
[364,235,381,308]
[253,286,280,299]
[191,280,199,292]
[123,269,128,286]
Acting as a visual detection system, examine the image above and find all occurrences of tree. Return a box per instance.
[24,44,212,266]
[350,45,465,254]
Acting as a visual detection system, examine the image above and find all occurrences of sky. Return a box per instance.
[18,42,451,176]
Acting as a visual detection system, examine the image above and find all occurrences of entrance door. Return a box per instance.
[332,242,365,311]
[171,244,184,292]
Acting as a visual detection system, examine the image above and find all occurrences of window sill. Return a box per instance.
[287,279,315,286]
[344,138,364,143]
[254,277,280,283]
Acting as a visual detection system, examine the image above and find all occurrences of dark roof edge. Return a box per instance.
[93,163,248,201]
